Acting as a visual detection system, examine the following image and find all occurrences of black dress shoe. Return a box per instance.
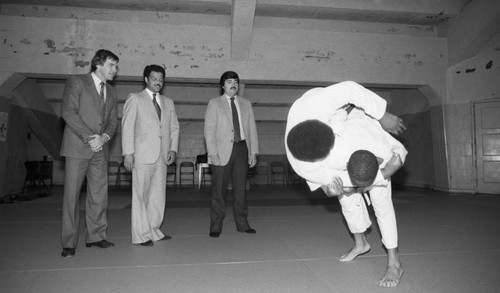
[244,228,256,234]
[209,232,220,238]
[159,235,172,241]
[139,240,154,246]
[61,248,75,258]
[86,240,115,248]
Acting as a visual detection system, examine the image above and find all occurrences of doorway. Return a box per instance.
[473,100,500,194]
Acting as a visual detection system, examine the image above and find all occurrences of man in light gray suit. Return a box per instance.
[204,71,259,238]
[121,65,179,246]
[60,49,119,258]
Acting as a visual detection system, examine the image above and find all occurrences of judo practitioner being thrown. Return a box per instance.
[285,81,407,287]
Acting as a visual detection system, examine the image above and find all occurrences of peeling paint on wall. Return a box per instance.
[486,60,493,69]
[20,39,31,45]
[58,47,80,57]
[201,45,224,60]
[409,25,434,33]
[38,39,94,63]
[401,53,424,66]
[465,68,476,73]
[203,52,224,59]
[155,12,170,19]
[75,61,90,67]
[44,39,56,53]
[299,49,335,62]
[170,50,192,57]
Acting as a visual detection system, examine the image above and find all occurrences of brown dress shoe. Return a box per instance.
[159,235,172,241]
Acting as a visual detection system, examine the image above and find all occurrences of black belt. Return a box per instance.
[234,140,246,144]
[361,191,371,206]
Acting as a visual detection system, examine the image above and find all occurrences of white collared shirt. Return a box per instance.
[91,72,106,102]
[225,94,246,141]
[146,88,162,110]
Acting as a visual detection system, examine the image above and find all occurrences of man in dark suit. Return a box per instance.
[121,64,179,246]
[204,71,259,238]
[60,49,119,257]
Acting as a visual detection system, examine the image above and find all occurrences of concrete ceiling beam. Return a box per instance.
[230,0,256,61]
[256,0,465,16]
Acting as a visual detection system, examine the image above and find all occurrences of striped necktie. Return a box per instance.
[153,93,161,120]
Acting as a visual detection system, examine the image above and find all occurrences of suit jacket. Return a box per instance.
[60,73,118,160]
[204,95,259,166]
[121,90,180,164]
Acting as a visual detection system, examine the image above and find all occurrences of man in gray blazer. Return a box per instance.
[60,49,119,257]
[204,71,259,238]
[121,65,179,246]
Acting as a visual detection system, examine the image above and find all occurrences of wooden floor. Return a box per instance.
[1,184,500,293]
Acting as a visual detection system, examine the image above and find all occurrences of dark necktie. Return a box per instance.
[99,82,106,119]
[153,93,161,120]
[230,97,241,142]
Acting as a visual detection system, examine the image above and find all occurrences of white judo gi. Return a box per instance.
[285,81,407,249]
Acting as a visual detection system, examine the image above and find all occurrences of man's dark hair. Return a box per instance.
[90,49,119,72]
[219,71,239,87]
[287,120,335,162]
[347,150,379,188]
[143,64,166,79]
[219,71,239,95]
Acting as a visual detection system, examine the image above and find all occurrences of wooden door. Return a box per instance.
[474,100,500,194]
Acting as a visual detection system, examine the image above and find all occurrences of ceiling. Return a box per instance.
[0,0,471,26]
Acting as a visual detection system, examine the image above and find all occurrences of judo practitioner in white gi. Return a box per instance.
[285,81,407,287]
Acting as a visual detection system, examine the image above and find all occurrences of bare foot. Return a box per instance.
[339,243,370,262]
[378,264,404,287]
